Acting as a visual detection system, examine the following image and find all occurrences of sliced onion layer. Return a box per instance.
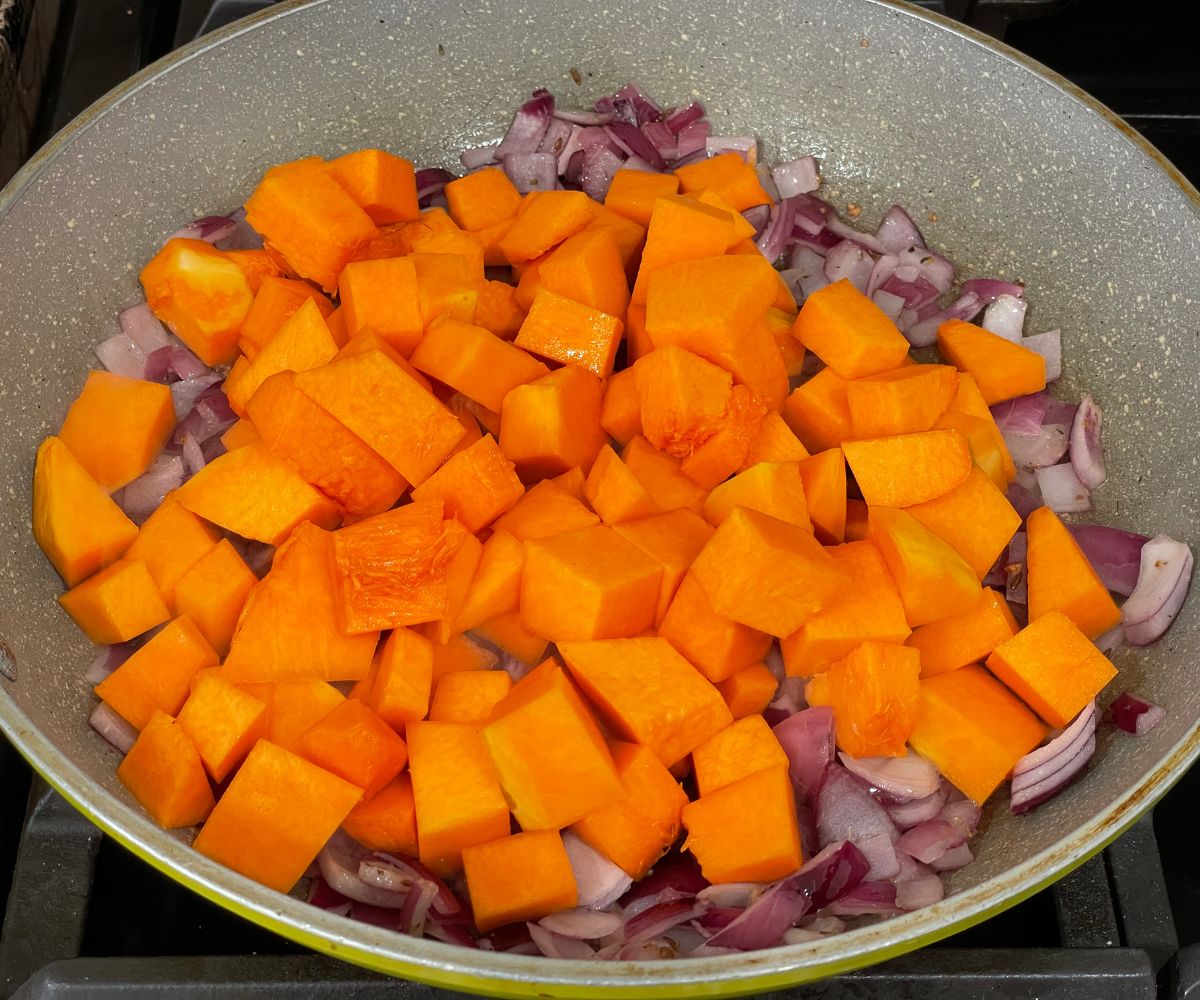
[1011,702,1097,814]
[773,706,836,804]
[1035,462,1092,514]
[1067,524,1150,597]
[1069,395,1106,490]
[1122,534,1194,646]
[1107,692,1166,735]
[839,752,941,802]
[563,831,632,910]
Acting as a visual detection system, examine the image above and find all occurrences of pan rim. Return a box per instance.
[2,0,1198,993]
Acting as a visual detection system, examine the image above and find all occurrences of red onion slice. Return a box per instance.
[781,246,830,301]
[1066,524,1150,597]
[563,832,631,910]
[886,784,950,830]
[825,880,900,916]
[663,101,705,134]
[1006,530,1028,604]
[503,152,558,194]
[705,135,756,162]
[1094,623,1126,655]
[89,702,137,754]
[170,373,224,421]
[756,199,797,265]
[554,108,616,126]
[823,240,874,293]
[697,883,760,908]
[1023,329,1062,381]
[674,120,711,160]
[95,334,147,379]
[816,767,900,868]
[773,706,836,804]
[981,293,1026,342]
[622,900,705,947]
[459,143,499,169]
[1068,394,1106,490]
[120,454,185,523]
[875,205,925,254]
[164,215,238,245]
[1035,463,1092,513]
[528,923,597,960]
[1122,534,1194,646]
[894,820,964,865]
[538,908,624,940]
[604,121,665,171]
[839,752,941,802]
[855,831,900,880]
[773,156,821,199]
[1107,692,1166,735]
[118,303,172,354]
[1011,702,1097,815]
[1004,423,1070,471]
[961,277,1024,303]
[495,90,554,160]
[938,795,982,840]
[905,291,982,347]
[929,843,974,872]
[895,869,945,911]
[537,118,574,159]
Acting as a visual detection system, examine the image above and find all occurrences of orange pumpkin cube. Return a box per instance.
[463,830,578,932]
[407,721,511,876]
[33,437,138,587]
[515,288,624,379]
[600,364,643,446]
[176,671,267,782]
[497,190,595,264]
[1026,506,1122,639]
[846,363,959,439]
[427,632,498,680]
[782,368,853,454]
[521,524,663,642]
[610,507,714,625]
[117,711,214,829]
[429,669,513,724]
[631,195,732,303]
[583,443,660,524]
[473,611,549,667]
[95,616,219,730]
[252,680,345,753]
[937,319,1046,405]
[679,385,768,490]
[499,365,608,479]
[793,278,910,379]
[411,317,549,413]
[703,462,812,531]
[658,571,772,683]
[410,435,524,534]
[193,739,362,891]
[620,435,706,513]
[454,529,525,632]
[716,663,779,720]
[60,558,170,645]
[907,587,1019,678]
[945,372,1017,482]
[692,715,789,797]
[682,765,802,884]
[538,227,630,323]
[474,279,527,340]
[326,148,419,225]
[366,627,434,729]
[172,539,257,657]
[795,447,847,546]
[571,741,688,879]
[411,249,481,327]
[125,495,219,609]
[559,636,732,766]
[741,412,810,470]
[843,429,973,509]
[298,698,408,799]
[635,345,732,459]
[239,276,333,357]
[674,152,772,212]
[604,169,680,227]
[444,167,522,231]
[341,773,419,855]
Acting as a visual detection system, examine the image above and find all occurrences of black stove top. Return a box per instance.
[3,1,1199,997]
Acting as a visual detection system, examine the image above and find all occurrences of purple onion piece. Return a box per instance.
[705,136,757,162]
[663,101,706,134]
[89,702,137,754]
[839,752,941,802]
[1068,394,1106,490]
[503,152,558,194]
[529,924,597,959]
[823,240,875,293]
[1122,534,1194,646]
[756,199,797,265]
[906,291,982,347]
[1023,329,1062,381]
[1066,523,1150,597]
[1006,530,1028,604]
[495,90,555,160]
[553,108,616,126]
[459,143,499,169]
[875,205,925,254]
[773,156,821,199]
[118,302,172,354]
[120,454,185,524]
[674,120,711,160]
[537,117,574,158]
[562,831,631,910]
[1107,692,1166,735]
[1035,463,1092,514]
[981,294,1026,341]
[894,820,965,865]
[95,334,147,379]
[164,215,238,245]
[825,880,900,916]
[961,277,1024,303]
[640,121,677,162]
[1011,703,1098,815]
[604,121,665,171]
[579,145,625,203]
[773,706,836,805]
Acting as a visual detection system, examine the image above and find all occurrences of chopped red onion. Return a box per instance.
[317,833,409,908]
[620,155,657,173]
[705,136,756,162]
[823,240,874,293]
[120,453,185,523]
[825,880,900,916]
[578,146,624,202]
[145,344,210,384]
[617,852,706,919]
[1035,462,1092,514]
[1011,702,1097,814]
[528,923,597,959]
[896,244,954,294]
[1068,394,1106,490]
[991,393,1049,434]
[663,101,705,134]
[537,118,574,158]
[118,302,172,354]
[981,294,1026,342]
[872,289,906,321]
[170,373,224,420]
[94,334,147,379]
[1023,329,1062,381]
[886,784,950,830]
[212,207,265,251]
[1066,524,1149,597]
[756,199,797,265]
[865,254,898,298]
[1095,623,1126,655]
[503,152,559,193]
[415,167,454,205]
[938,794,982,840]
[773,706,836,804]
[674,120,711,160]
[538,908,624,940]
[905,291,982,347]
[1044,397,1078,426]
[640,121,678,162]
[854,831,900,880]
[553,107,616,126]
[961,277,1024,303]
[816,768,900,878]
[1122,534,1194,646]
[622,899,705,947]
[604,121,665,171]
[563,831,632,910]
[742,204,771,240]
[89,702,137,754]
[495,90,554,160]
[1107,692,1166,735]
[895,868,945,911]
[929,843,974,872]
[781,246,830,301]
[875,205,925,254]
[696,883,760,908]
[180,433,207,477]
[458,144,499,170]
[1006,530,1028,604]
[772,156,821,199]
[839,752,941,802]
[894,820,964,865]
[612,82,663,125]
[164,215,238,245]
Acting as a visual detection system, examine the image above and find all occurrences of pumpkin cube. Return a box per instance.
[298,699,408,799]
[172,539,257,657]
[117,711,214,829]
[658,571,772,683]
[341,773,419,856]
[692,715,789,797]
[366,627,434,728]
[716,663,779,721]
[611,508,714,625]
[411,434,524,533]
[463,830,578,932]
[429,669,513,724]
[176,671,267,782]
[1026,506,1122,639]
[907,587,1019,678]
[327,148,419,225]
[60,558,170,645]
[499,365,607,480]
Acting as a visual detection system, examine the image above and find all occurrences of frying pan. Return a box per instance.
[1,0,1197,994]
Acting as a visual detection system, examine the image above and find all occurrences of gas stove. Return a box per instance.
[2,1,1199,997]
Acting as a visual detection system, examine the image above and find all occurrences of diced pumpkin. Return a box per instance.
[483,660,622,829]
[140,238,255,365]
[117,711,214,828]
[611,508,714,625]
[632,195,734,302]
[474,279,526,341]
[782,368,853,454]
[326,148,419,225]
[239,276,333,357]
[515,288,624,379]
[498,190,595,263]
[906,465,1021,578]
[681,765,802,884]
[95,615,218,729]
[909,664,1047,804]
[454,529,525,632]
[604,169,680,227]
[795,447,847,546]
[792,279,910,378]
[193,739,362,891]
[293,349,464,485]
[246,370,407,518]
[690,506,845,638]
[175,442,340,545]
[679,386,768,490]
[624,302,654,363]
[843,429,973,508]
[341,773,419,855]
[366,626,434,729]
[674,152,772,211]
[32,437,138,587]
[60,558,170,645]
[703,462,812,531]
[244,156,378,293]
[298,698,408,799]
[463,830,578,932]
[781,539,911,678]
[986,610,1117,727]
[937,319,1046,405]
[868,506,981,627]
[559,636,732,766]
[935,411,1009,492]
[252,681,345,753]
[550,466,587,499]
[846,363,959,438]
[172,538,257,657]
[336,257,424,355]
[226,249,284,295]
[333,331,431,392]
[945,372,1017,482]
[407,721,511,876]
[58,372,175,490]
[658,571,773,683]
[521,524,663,642]
[571,741,687,879]
[426,631,496,680]
[411,434,524,534]
[692,715,789,797]
[584,443,660,524]
[907,587,1019,678]
[223,522,378,683]
[499,365,607,479]
[584,204,646,278]
[445,167,522,231]
[492,479,599,540]
[124,495,218,607]
[411,316,549,412]
[635,345,732,459]
[176,672,267,782]
[538,226,630,322]
[716,663,779,721]
[600,365,643,446]
[221,418,261,451]
[804,641,920,758]
[621,435,707,513]
[473,611,550,667]
[429,669,513,724]
[1026,506,1122,639]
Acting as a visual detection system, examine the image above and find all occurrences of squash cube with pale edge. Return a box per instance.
[483,660,622,830]
[906,465,1022,579]
[193,740,362,892]
[367,627,434,728]
[338,257,423,353]
[842,429,973,508]
[126,497,219,611]
[59,558,169,645]
[702,461,812,531]
[172,539,257,657]
[406,721,511,877]
[571,741,688,879]
[521,524,663,642]
[410,434,525,534]
[117,711,214,829]
[909,665,1046,804]
[429,670,513,724]
[716,664,779,721]
[463,830,578,932]
[499,366,607,480]
[411,317,550,412]
[936,319,1047,405]
[298,698,408,799]
[583,444,660,525]
[691,714,789,797]
[690,506,846,638]
[986,610,1117,727]
[558,636,732,766]
[682,765,802,884]
[341,774,419,856]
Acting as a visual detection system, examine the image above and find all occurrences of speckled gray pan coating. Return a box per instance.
[1,0,1197,993]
